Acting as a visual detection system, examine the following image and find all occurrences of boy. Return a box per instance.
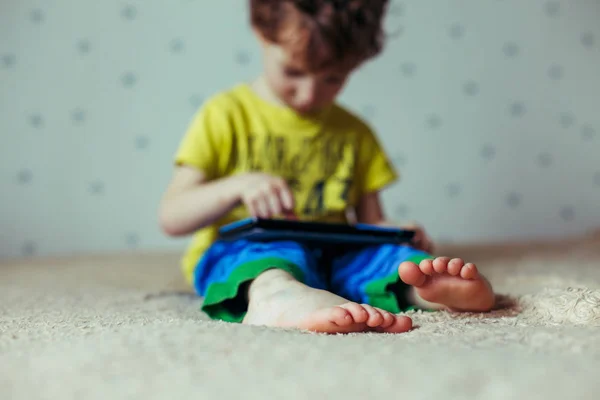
[159,0,495,334]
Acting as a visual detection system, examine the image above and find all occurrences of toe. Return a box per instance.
[361,304,384,327]
[379,310,396,328]
[399,261,428,286]
[329,306,354,327]
[339,303,369,324]
[378,315,413,334]
[460,263,479,279]
[447,258,464,276]
[419,259,435,275]
[432,257,451,274]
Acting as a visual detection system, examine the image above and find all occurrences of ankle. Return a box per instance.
[247,268,297,301]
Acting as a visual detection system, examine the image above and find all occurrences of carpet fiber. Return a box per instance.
[2,233,600,400]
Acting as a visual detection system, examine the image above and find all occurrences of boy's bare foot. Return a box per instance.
[243,269,412,334]
[398,257,495,312]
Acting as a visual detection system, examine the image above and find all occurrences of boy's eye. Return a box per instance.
[284,68,305,78]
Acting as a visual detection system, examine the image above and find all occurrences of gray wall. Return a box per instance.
[1,0,599,258]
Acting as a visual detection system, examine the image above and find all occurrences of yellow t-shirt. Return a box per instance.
[174,83,398,284]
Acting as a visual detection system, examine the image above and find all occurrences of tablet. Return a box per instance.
[218,217,415,246]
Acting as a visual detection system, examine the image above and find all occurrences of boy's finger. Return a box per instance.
[245,201,258,217]
[268,193,282,216]
[254,198,269,218]
[277,184,295,210]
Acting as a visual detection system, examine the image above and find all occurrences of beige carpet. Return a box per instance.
[2,232,600,400]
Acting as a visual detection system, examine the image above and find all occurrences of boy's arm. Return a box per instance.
[355,192,435,253]
[355,191,386,226]
[159,166,242,236]
[159,166,295,236]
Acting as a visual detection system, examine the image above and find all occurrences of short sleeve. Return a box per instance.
[174,95,233,181]
[356,127,399,194]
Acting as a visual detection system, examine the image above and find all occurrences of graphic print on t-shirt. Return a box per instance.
[240,131,357,218]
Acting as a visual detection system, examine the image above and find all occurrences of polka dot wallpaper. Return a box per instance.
[1,1,599,259]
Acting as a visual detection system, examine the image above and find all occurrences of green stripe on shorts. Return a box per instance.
[201,257,305,323]
[363,254,435,313]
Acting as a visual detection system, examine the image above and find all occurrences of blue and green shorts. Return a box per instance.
[192,240,434,322]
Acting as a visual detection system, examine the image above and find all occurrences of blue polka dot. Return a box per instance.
[544,1,560,16]
[16,169,33,184]
[235,51,251,65]
[135,136,149,149]
[22,241,37,256]
[400,63,416,77]
[506,192,522,208]
[29,114,43,128]
[581,32,595,48]
[503,42,519,57]
[125,233,140,248]
[594,172,600,187]
[77,40,91,54]
[463,81,479,96]
[30,9,44,23]
[559,206,575,221]
[509,102,526,117]
[448,24,465,39]
[426,114,442,129]
[559,112,575,128]
[1,54,16,68]
[71,108,86,124]
[481,145,496,160]
[446,183,462,197]
[548,64,564,80]
[121,5,137,20]
[170,38,185,53]
[581,124,596,140]
[121,72,137,87]
[389,2,404,16]
[89,181,105,195]
[537,153,553,167]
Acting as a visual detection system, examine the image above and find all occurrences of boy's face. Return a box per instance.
[260,40,354,115]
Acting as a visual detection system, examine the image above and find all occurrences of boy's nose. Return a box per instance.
[296,84,318,108]
[296,97,316,109]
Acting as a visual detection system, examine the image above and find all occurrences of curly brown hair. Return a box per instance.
[250,0,389,71]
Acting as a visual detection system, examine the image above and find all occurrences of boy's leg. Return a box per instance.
[330,244,495,313]
[193,240,413,333]
[193,239,323,322]
[243,267,413,333]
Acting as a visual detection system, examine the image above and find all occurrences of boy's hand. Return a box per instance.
[403,222,435,254]
[237,173,295,219]
[375,220,435,253]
